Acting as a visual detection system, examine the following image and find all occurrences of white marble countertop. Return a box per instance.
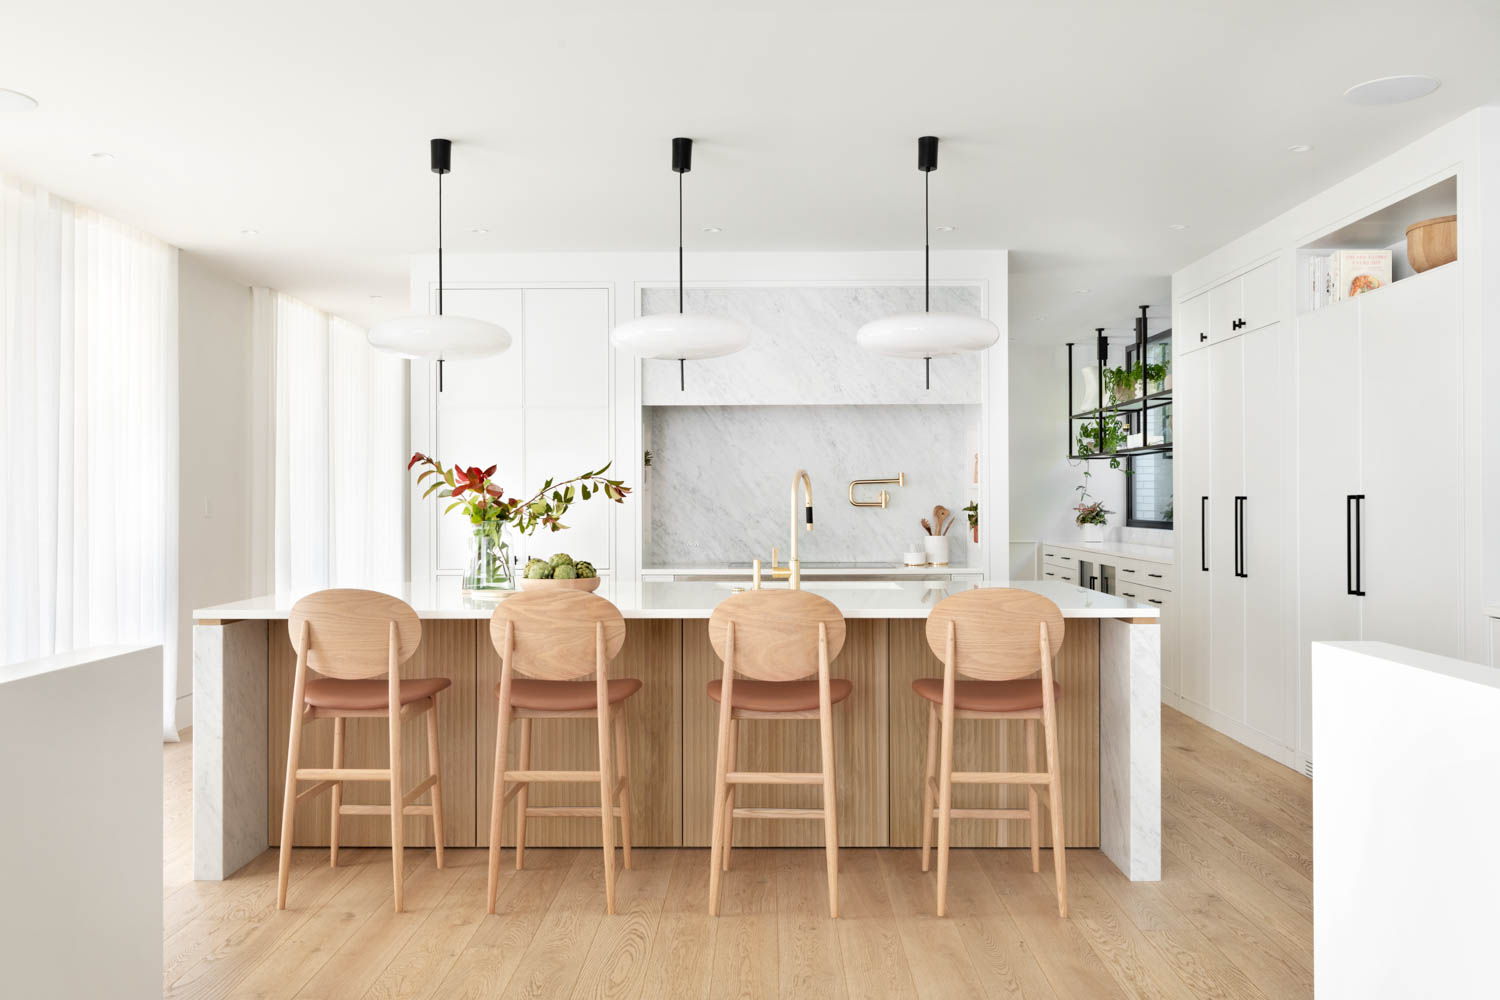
[1043,540,1174,566]
[195,579,1159,621]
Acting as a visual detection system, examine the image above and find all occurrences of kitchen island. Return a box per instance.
[194,579,1160,882]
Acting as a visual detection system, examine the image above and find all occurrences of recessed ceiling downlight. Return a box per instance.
[1288,144,1313,153]
[1343,75,1440,106]
[0,88,38,111]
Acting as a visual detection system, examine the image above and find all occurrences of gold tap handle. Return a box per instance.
[771,546,779,569]
[752,559,762,590]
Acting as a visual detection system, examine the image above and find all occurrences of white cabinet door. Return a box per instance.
[1208,337,1246,722]
[1177,291,1212,356]
[1173,347,1212,705]
[1208,277,1243,346]
[523,288,609,406]
[435,289,526,403]
[523,407,612,568]
[1358,264,1462,658]
[1241,260,1280,333]
[433,405,526,572]
[1294,298,1362,760]
[1240,323,1289,744]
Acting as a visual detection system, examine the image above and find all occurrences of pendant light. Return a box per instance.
[368,139,512,371]
[856,136,999,388]
[610,137,751,389]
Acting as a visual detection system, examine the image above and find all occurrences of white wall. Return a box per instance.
[0,645,162,999]
[176,254,257,732]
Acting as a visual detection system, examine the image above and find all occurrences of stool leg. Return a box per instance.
[920,703,938,873]
[1026,717,1040,874]
[707,697,733,915]
[514,718,532,871]
[596,706,618,915]
[487,699,512,915]
[936,696,955,917]
[388,706,404,913]
[1043,707,1068,918]
[721,718,737,872]
[276,705,306,910]
[426,704,445,870]
[820,702,839,919]
[330,716,345,868]
[614,708,633,871]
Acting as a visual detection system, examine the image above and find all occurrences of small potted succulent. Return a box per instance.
[408,454,630,596]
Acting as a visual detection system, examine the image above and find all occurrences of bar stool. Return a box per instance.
[486,590,640,916]
[914,587,1068,917]
[706,589,850,917]
[276,589,449,913]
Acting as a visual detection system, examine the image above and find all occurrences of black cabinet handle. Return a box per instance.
[1200,496,1209,572]
[1199,332,1208,342]
[1234,496,1247,578]
[1122,567,1136,574]
[1147,598,1163,605]
[1122,591,1137,598]
[1346,495,1366,596]
[1147,572,1163,579]
[1232,317,1246,331]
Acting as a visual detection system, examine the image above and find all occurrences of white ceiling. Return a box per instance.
[2,1,1497,340]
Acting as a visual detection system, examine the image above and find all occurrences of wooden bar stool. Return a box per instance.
[914,587,1069,917]
[276,589,448,913]
[486,590,640,916]
[706,589,850,917]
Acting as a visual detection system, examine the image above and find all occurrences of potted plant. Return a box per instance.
[1075,414,1128,469]
[408,453,631,596]
[964,500,978,543]
[1104,365,1141,404]
[1073,470,1113,543]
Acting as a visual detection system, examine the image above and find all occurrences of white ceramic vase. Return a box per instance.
[1080,523,1105,544]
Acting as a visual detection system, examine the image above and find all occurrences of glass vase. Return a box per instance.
[463,521,516,593]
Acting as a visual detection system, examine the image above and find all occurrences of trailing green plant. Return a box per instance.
[1142,360,1168,393]
[963,500,978,529]
[1075,414,1128,469]
[407,453,631,534]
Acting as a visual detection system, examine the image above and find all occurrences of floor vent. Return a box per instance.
[1302,759,1313,779]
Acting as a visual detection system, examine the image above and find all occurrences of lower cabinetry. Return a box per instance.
[267,618,1101,849]
[1041,543,1175,695]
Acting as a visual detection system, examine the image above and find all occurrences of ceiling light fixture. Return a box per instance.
[1343,75,1440,106]
[0,88,38,112]
[701,226,722,233]
[1287,144,1313,153]
[610,137,751,390]
[239,228,259,236]
[856,136,999,389]
[470,227,488,234]
[1167,224,1189,231]
[88,151,114,163]
[368,139,512,374]
[935,225,956,233]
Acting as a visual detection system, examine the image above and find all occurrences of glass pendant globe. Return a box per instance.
[367,314,511,361]
[610,312,751,360]
[855,312,1000,358]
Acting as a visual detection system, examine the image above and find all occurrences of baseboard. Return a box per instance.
[174,692,193,736]
[1162,691,1300,773]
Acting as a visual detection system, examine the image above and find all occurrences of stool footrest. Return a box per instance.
[402,774,438,807]
[297,767,391,782]
[505,769,601,783]
[523,805,623,818]
[950,771,1051,785]
[337,803,435,817]
[932,807,1033,820]
[726,770,824,785]
[732,807,825,820]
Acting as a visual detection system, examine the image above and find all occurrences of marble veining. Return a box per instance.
[1099,617,1161,881]
[640,285,984,405]
[644,404,979,567]
[194,620,269,880]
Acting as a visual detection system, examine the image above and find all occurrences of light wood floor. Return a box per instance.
[163,707,1312,999]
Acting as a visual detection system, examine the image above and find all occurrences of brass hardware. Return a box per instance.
[770,545,791,579]
[787,470,813,590]
[751,559,762,590]
[848,473,906,509]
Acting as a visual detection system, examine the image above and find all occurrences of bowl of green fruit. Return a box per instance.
[518,553,601,592]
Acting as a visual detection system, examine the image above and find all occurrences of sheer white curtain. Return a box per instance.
[257,289,405,594]
[0,177,178,732]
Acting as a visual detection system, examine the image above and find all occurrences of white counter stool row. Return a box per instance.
[273,586,1069,920]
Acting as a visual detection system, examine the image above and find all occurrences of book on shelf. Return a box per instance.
[1305,249,1393,311]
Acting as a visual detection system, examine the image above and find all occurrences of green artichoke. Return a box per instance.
[524,561,553,579]
[552,563,578,579]
[573,560,596,579]
[549,552,575,568]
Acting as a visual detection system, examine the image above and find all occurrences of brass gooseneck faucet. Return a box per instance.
[771,470,814,588]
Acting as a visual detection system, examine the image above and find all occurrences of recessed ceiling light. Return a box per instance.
[1343,75,1440,106]
[1167,223,1189,231]
[1287,144,1313,154]
[701,226,722,233]
[238,228,259,237]
[1076,288,1092,295]
[88,152,114,164]
[369,294,383,300]
[935,225,956,233]
[469,227,489,234]
[0,88,38,112]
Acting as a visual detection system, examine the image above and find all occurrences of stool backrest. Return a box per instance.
[488,589,627,680]
[288,589,422,679]
[925,588,1065,681]
[708,589,847,681]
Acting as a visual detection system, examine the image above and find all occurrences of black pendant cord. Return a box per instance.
[922,146,932,390]
[677,157,685,390]
[437,169,444,391]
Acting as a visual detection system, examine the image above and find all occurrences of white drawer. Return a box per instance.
[1113,559,1174,592]
[1041,561,1077,584]
[1116,579,1170,610]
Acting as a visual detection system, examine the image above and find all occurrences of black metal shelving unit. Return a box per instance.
[1066,305,1173,463]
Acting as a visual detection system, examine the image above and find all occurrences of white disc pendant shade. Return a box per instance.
[610,311,750,360]
[856,311,999,358]
[368,138,511,362]
[368,313,512,360]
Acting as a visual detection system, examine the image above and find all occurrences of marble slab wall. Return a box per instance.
[644,404,980,567]
[641,285,983,405]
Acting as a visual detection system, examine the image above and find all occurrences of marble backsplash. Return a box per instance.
[643,404,980,567]
[640,285,983,406]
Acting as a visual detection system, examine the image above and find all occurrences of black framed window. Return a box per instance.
[1125,330,1172,528]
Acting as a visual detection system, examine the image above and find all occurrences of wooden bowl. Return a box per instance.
[1405,215,1457,273]
[518,575,601,593]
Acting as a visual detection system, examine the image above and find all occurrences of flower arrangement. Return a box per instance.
[1073,470,1113,527]
[407,453,631,534]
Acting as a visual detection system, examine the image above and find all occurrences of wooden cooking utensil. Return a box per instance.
[921,517,933,536]
[933,505,950,537]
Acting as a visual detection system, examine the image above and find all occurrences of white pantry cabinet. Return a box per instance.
[1179,259,1278,355]
[426,286,615,580]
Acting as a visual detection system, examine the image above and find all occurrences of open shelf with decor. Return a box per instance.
[1067,306,1173,465]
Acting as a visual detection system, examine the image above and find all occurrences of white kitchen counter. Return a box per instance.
[1043,540,1174,566]
[196,578,1159,622]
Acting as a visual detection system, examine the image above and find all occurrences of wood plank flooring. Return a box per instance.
[163,706,1313,999]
